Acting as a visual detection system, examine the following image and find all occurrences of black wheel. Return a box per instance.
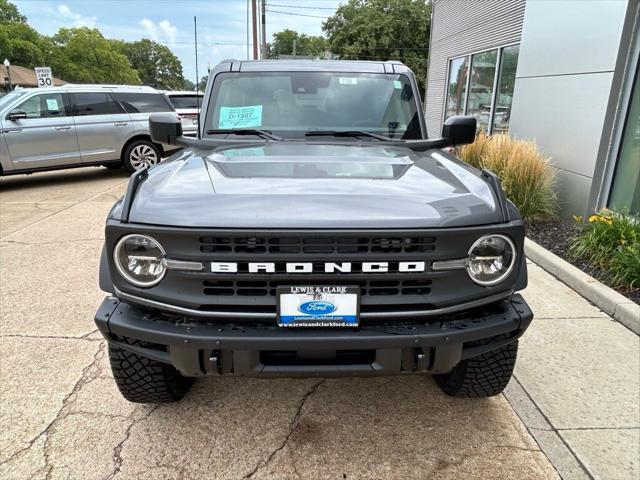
[122,140,161,173]
[109,343,194,403]
[434,340,518,398]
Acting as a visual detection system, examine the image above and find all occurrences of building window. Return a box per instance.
[493,45,519,134]
[608,67,640,215]
[444,44,520,134]
[445,56,468,119]
[467,49,498,133]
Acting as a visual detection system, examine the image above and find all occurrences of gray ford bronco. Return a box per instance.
[95,60,532,403]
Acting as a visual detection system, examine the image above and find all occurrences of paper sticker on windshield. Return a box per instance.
[46,98,60,110]
[339,77,358,85]
[218,105,263,128]
[394,80,402,89]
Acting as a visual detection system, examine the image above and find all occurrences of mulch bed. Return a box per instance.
[525,219,640,305]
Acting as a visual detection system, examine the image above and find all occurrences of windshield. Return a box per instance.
[204,72,422,140]
[0,90,29,110]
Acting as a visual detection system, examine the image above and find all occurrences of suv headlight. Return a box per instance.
[466,234,516,286]
[114,234,166,287]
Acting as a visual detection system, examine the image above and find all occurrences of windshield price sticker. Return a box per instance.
[34,67,53,88]
[339,77,358,85]
[218,105,263,129]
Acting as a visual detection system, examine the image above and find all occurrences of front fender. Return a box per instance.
[99,244,114,293]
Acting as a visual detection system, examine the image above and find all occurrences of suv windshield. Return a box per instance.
[0,90,28,110]
[204,72,421,140]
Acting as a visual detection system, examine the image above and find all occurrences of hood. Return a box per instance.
[128,143,501,228]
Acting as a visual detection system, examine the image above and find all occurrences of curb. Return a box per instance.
[524,238,639,335]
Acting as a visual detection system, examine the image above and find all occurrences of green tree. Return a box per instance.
[197,74,208,92]
[49,27,140,84]
[113,38,185,90]
[0,21,46,67]
[0,0,26,24]
[322,0,431,94]
[267,29,328,59]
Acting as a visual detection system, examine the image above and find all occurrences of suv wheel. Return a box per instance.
[123,140,161,173]
[434,340,518,397]
[109,343,194,403]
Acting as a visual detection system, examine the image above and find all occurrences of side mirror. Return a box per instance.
[442,115,476,146]
[149,113,183,145]
[8,109,27,122]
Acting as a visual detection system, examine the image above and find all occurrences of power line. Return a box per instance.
[266,9,328,19]
[268,3,337,9]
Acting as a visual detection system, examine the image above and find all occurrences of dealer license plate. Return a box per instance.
[277,286,360,327]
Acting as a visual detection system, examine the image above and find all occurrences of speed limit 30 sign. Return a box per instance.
[34,67,53,87]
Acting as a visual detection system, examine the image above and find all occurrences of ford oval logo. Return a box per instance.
[298,301,336,315]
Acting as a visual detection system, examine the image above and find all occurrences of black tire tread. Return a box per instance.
[435,340,518,398]
[109,343,193,403]
[122,140,160,174]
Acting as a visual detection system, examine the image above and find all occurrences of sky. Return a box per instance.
[13,0,343,85]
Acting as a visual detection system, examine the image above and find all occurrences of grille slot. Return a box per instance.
[199,235,436,255]
[202,279,432,297]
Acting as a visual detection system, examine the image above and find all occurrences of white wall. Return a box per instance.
[509,0,628,217]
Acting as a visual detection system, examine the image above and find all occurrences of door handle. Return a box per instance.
[2,128,22,133]
[54,126,71,131]
[114,122,129,126]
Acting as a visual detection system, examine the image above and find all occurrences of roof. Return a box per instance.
[3,65,65,87]
[219,59,410,74]
[11,84,159,94]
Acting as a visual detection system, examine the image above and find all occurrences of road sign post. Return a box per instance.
[34,67,53,88]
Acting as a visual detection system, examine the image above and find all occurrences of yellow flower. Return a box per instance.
[573,215,583,222]
[588,215,599,223]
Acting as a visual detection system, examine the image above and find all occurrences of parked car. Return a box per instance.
[95,60,532,404]
[163,90,203,137]
[0,85,178,175]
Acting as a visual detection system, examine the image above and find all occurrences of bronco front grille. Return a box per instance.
[199,235,436,255]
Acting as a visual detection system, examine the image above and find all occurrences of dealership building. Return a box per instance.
[425,0,639,217]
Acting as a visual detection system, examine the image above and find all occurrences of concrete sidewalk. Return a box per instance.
[508,262,639,480]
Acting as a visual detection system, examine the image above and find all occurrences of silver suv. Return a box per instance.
[0,85,178,174]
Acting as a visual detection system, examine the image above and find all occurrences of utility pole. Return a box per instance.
[246,0,250,59]
[251,0,258,60]
[261,0,267,59]
[194,16,201,139]
[292,39,297,59]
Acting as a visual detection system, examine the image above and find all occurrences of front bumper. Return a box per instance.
[95,294,533,377]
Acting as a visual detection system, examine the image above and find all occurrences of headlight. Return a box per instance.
[466,234,516,286]
[114,234,166,287]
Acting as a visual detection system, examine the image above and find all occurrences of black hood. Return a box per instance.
[126,143,502,228]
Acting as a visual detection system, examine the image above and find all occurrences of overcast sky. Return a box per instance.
[14,0,342,85]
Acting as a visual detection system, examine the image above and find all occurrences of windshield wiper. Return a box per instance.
[305,130,393,141]
[205,129,282,141]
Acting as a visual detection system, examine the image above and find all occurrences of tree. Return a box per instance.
[0,0,26,24]
[267,29,328,59]
[113,39,185,90]
[49,28,140,84]
[322,0,431,94]
[197,74,208,92]
[0,21,47,67]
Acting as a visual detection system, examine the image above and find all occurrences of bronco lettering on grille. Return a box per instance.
[210,261,426,273]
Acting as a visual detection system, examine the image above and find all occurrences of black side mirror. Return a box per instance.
[442,115,476,146]
[8,109,27,122]
[149,113,183,145]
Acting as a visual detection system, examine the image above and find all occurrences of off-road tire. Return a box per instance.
[122,140,161,173]
[109,344,194,403]
[434,340,518,397]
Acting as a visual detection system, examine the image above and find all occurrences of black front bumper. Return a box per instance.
[95,295,533,377]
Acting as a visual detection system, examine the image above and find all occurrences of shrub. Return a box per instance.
[570,210,640,291]
[457,132,557,221]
